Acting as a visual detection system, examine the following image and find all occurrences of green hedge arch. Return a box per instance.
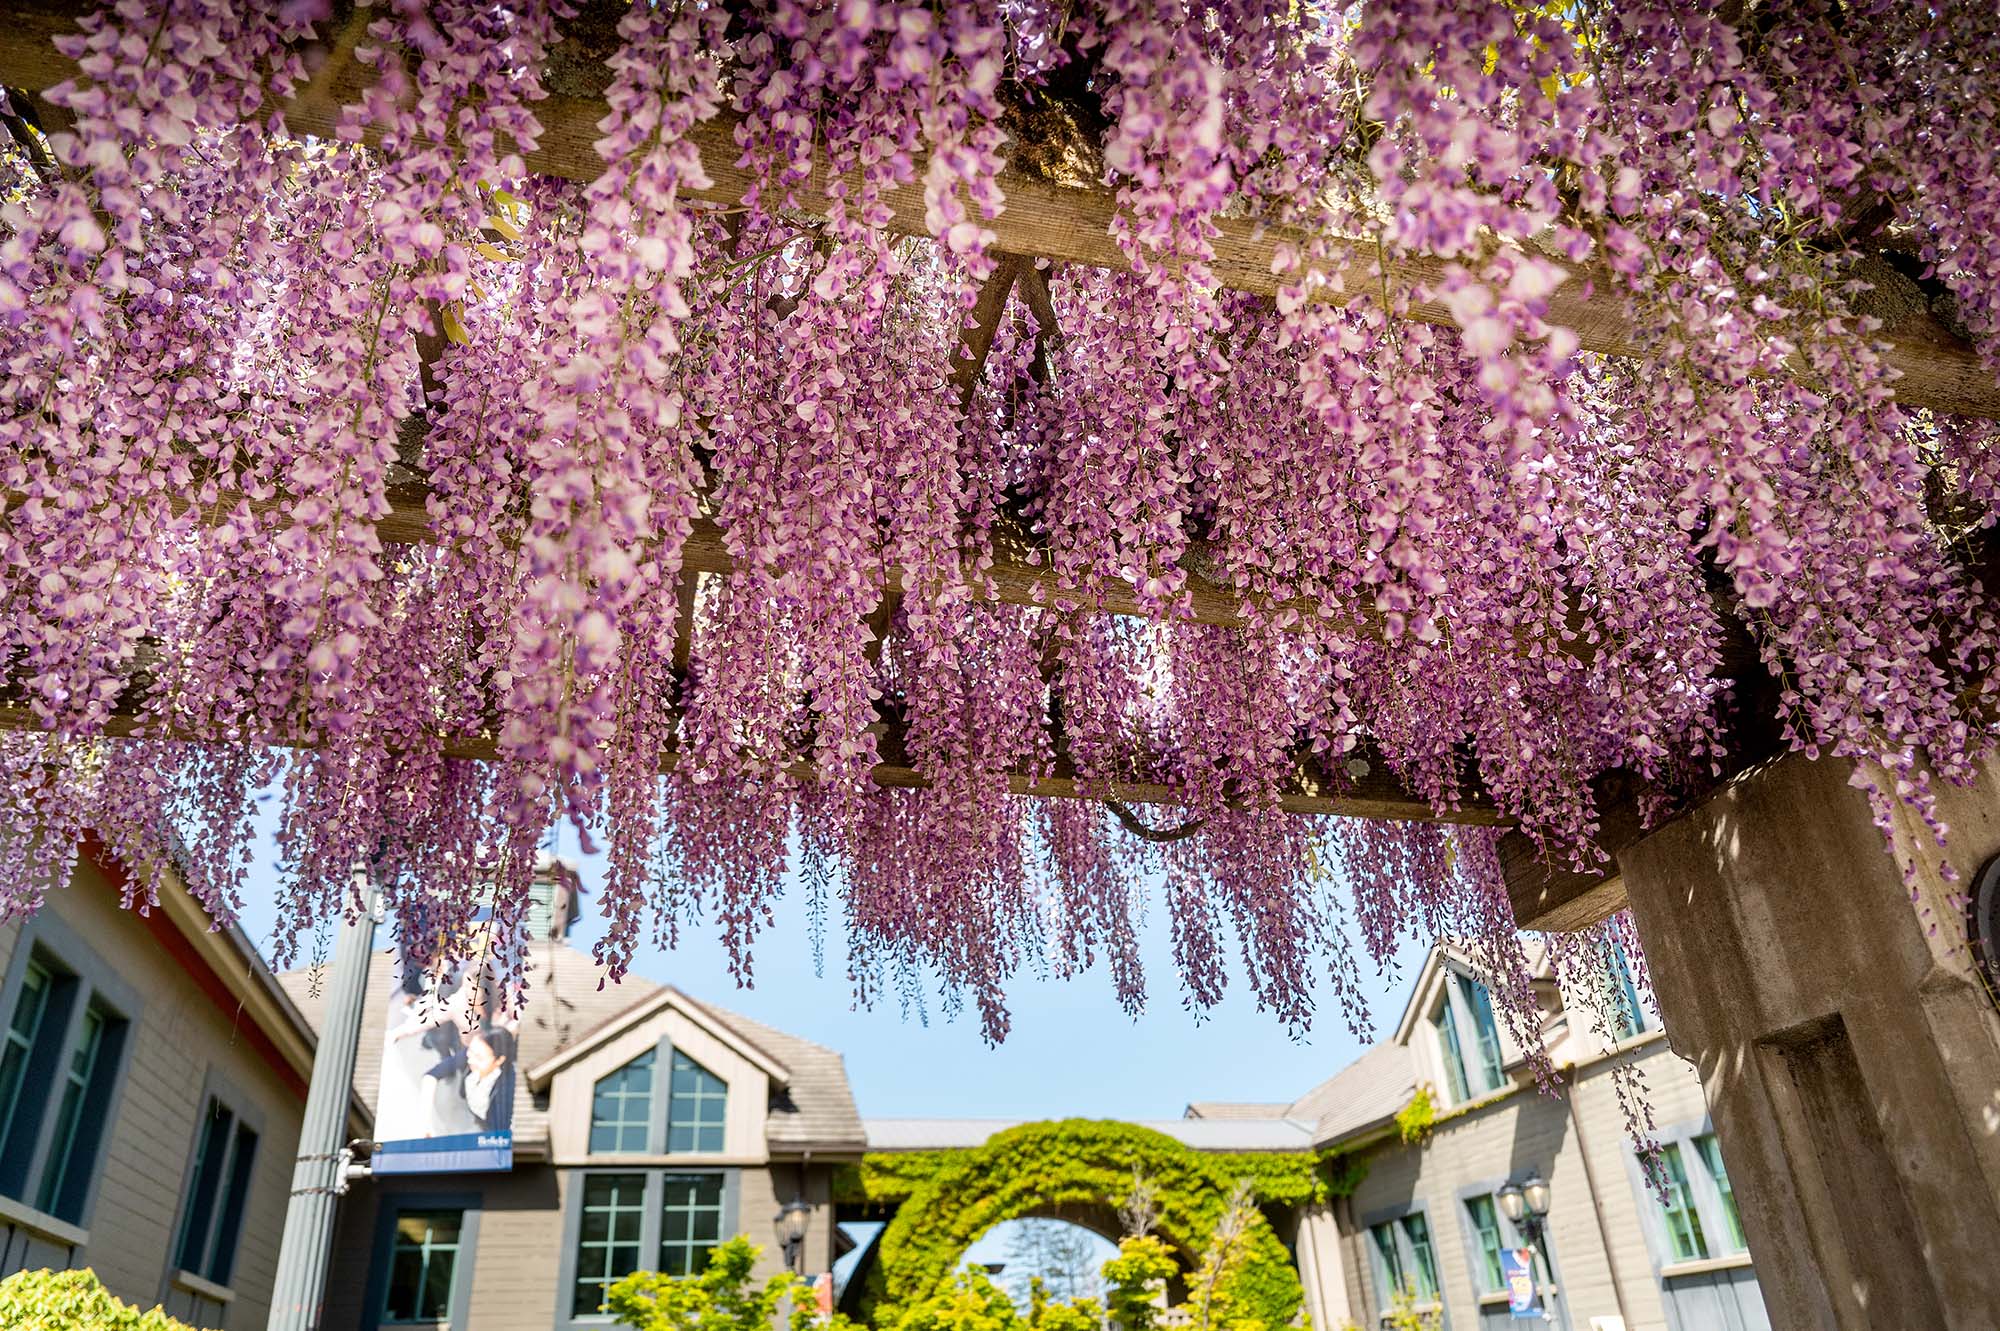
[830,1120,1364,1326]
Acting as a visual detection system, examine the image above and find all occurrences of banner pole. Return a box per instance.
[268,861,381,1331]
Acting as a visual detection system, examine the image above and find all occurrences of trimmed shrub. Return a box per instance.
[0,1268,217,1331]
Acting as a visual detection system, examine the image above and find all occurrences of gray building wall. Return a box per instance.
[0,853,309,1329]
[323,1159,842,1330]
[1340,1035,1752,1331]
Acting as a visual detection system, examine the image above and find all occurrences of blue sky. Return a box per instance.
[231,814,1434,1122]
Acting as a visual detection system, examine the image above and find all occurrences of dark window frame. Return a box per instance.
[165,1071,266,1298]
[0,908,139,1234]
[585,1034,731,1159]
[554,1167,741,1328]
[361,1189,483,1331]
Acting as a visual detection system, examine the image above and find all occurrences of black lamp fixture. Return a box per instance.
[1497,1172,1553,1246]
[775,1200,813,1274]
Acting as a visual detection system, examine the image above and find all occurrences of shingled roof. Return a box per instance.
[688,998,867,1155]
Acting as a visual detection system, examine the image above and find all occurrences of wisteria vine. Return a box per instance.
[1,0,1998,1061]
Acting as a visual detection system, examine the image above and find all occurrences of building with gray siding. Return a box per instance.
[1187,943,1771,1331]
[279,941,867,1331]
[0,843,358,1328]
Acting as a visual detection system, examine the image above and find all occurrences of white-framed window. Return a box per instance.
[558,1169,740,1325]
[589,1049,656,1153]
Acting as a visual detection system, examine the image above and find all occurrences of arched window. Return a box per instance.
[667,1051,727,1153]
[589,1048,656,1154]
[586,1044,728,1155]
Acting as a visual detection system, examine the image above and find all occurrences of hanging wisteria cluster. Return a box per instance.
[1,0,1998,1047]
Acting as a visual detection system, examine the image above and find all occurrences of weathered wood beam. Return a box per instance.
[1,4,1993,417]
[0,695,1500,825]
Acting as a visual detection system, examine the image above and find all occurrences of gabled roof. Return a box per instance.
[524,983,790,1089]
[693,1000,867,1154]
[84,838,373,1136]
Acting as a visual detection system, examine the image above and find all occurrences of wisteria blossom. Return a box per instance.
[0,0,1997,1057]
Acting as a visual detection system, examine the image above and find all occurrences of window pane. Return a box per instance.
[1369,1221,1405,1303]
[1609,942,1648,1039]
[666,1053,727,1154]
[37,1004,111,1219]
[1433,1006,1471,1104]
[1464,978,1505,1091]
[1693,1133,1747,1252]
[383,1209,462,1324]
[1467,1195,1505,1292]
[0,962,52,1173]
[175,1100,232,1274]
[658,1173,726,1277]
[1657,1144,1710,1262]
[573,1174,648,1316]
[1401,1212,1440,1299]
[589,1050,656,1156]
[208,1124,258,1286]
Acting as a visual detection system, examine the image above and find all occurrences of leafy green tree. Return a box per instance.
[1099,1235,1177,1331]
[606,1237,860,1331]
[889,1268,1023,1331]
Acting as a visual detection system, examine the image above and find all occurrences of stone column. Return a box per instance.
[1617,752,2000,1329]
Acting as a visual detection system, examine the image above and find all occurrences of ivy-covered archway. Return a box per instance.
[829,1120,1363,1325]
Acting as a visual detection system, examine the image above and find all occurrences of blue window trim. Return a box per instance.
[0,906,140,1236]
[361,1188,484,1331]
[553,1166,742,1328]
[159,1067,267,1303]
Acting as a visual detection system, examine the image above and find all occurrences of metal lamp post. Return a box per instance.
[776,1200,813,1275]
[1498,1173,1566,1329]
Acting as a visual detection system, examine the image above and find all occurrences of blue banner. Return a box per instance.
[1501,1247,1542,1319]
[373,1131,513,1175]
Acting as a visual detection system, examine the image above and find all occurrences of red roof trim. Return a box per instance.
[80,836,310,1102]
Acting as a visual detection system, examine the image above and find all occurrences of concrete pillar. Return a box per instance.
[1617,752,2000,1329]
[1293,1203,1351,1330]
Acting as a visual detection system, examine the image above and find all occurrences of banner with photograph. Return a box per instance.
[372,930,518,1175]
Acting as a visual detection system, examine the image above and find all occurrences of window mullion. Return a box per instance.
[201,1128,237,1278]
[642,1169,664,1272]
[653,1037,674,1155]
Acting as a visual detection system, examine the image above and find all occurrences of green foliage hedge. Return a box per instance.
[0,1269,216,1331]
[829,1120,1364,1326]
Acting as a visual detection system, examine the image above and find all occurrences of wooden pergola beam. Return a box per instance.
[1,4,1994,418]
[0,693,1503,825]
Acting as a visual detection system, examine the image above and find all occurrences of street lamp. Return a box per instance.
[1497,1174,1563,1328]
[775,1200,812,1274]
[1496,1172,1552,1245]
